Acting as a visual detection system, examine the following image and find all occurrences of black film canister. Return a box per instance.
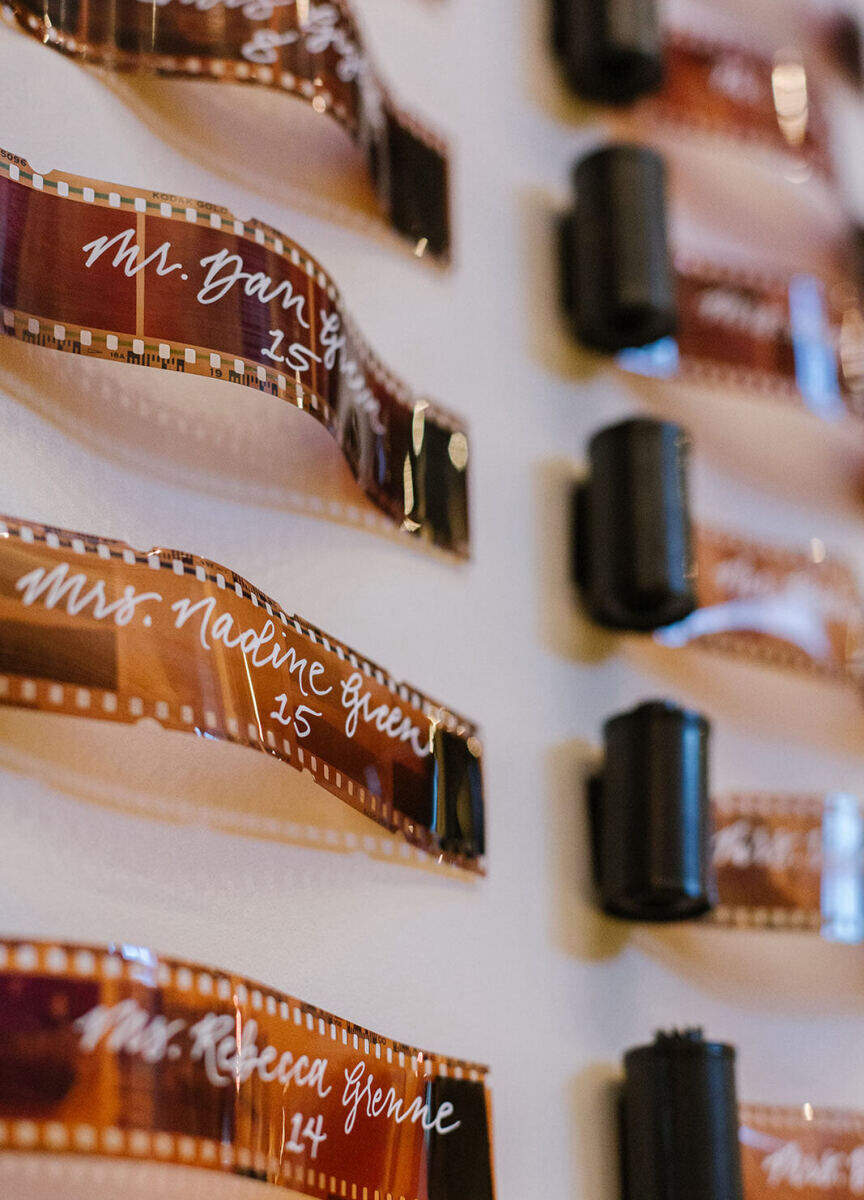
[593,701,713,920]
[562,144,677,352]
[621,1030,744,1200]
[554,0,664,103]
[575,417,696,631]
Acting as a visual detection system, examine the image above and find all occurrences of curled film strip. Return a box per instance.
[620,1030,864,1200]
[2,0,451,261]
[0,939,496,1200]
[562,144,864,423]
[577,418,864,693]
[592,701,864,942]
[0,515,486,872]
[0,148,470,559]
[553,0,832,180]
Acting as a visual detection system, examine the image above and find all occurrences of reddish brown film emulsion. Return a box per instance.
[0,515,486,871]
[4,0,451,261]
[688,526,864,686]
[644,32,831,179]
[0,150,470,558]
[0,940,496,1200]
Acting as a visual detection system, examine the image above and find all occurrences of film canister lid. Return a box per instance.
[621,1029,744,1200]
[562,144,677,352]
[553,0,665,103]
[592,700,713,920]
[575,416,696,631]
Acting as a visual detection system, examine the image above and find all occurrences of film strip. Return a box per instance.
[591,701,864,941]
[577,418,864,694]
[0,514,486,872]
[0,938,496,1200]
[2,0,451,261]
[553,6,831,180]
[562,144,864,424]
[0,149,470,559]
[620,1031,864,1200]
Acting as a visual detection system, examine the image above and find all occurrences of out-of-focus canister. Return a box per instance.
[593,700,713,920]
[575,417,696,630]
[562,144,677,352]
[553,0,665,103]
[621,1029,744,1200]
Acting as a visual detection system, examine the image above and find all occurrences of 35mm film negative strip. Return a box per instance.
[0,149,470,558]
[576,418,864,692]
[591,701,864,941]
[0,515,485,872]
[552,0,831,178]
[562,144,864,424]
[3,0,451,261]
[620,1030,864,1200]
[0,939,496,1200]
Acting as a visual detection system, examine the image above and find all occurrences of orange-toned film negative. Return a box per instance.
[711,792,864,939]
[620,1030,864,1200]
[592,702,864,939]
[3,0,450,261]
[0,939,496,1200]
[0,149,470,559]
[741,1105,864,1198]
[674,525,864,688]
[635,33,831,179]
[618,257,864,424]
[0,515,485,871]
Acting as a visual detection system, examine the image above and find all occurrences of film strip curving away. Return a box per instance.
[619,1029,864,1200]
[552,0,832,179]
[0,515,485,872]
[0,939,496,1200]
[590,700,864,941]
[0,149,470,558]
[2,0,451,261]
[561,144,864,424]
[575,417,864,694]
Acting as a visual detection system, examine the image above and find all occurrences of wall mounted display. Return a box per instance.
[0,148,470,558]
[0,938,496,1200]
[590,700,864,941]
[561,144,864,423]
[575,417,864,688]
[3,0,450,261]
[620,1029,864,1200]
[552,0,830,178]
[0,514,485,871]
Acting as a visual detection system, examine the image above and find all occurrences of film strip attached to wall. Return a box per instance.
[620,1030,864,1200]
[0,149,470,558]
[0,514,485,871]
[0,939,496,1200]
[591,701,864,941]
[576,418,864,693]
[553,0,831,179]
[562,144,864,424]
[3,0,451,261]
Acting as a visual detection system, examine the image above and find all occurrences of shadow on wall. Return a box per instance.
[0,707,472,884]
[571,1065,623,1200]
[0,338,425,555]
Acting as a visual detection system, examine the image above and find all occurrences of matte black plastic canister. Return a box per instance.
[593,701,712,920]
[575,417,696,630]
[621,1030,744,1200]
[553,0,664,103]
[562,144,677,352]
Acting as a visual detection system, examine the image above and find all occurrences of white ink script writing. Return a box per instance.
[341,672,430,759]
[761,1140,864,1191]
[16,563,161,626]
[73,998,463,1152]
[341,1061,459,1137]
[82,229,185,279]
